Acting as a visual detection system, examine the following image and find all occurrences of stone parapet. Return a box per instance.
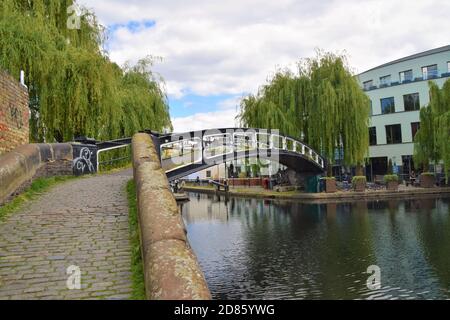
[131,133,211,300]
[0,143,73,204]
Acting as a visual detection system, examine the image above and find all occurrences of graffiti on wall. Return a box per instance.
[73,145,98,176]
[8,103,23,129]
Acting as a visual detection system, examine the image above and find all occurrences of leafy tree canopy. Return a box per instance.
[238,51,370,171]
[414,80,450,180]
[0,0,172,142]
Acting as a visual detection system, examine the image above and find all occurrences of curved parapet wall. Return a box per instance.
[0,143,73,204]
[132,133,211,300]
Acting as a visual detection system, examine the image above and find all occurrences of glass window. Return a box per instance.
[381,97,395,114]
[369,100,373,115]
[411,122,420,140]
[447,61,450,72]
[422,64,438,79]
[399,70,413,82]
[380,75,391,86]
[369,127,377,146]
[403,93,420,111]
[363,80,373,90]
[206,171,212,178]
[386,124,402,144]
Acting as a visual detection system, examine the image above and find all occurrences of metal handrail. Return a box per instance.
[97,144,131,171]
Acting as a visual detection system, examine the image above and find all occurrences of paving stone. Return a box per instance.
[0,170,133,300]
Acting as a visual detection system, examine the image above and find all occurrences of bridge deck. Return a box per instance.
[0,170,133,300]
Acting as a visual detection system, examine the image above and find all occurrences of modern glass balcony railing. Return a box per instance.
[362,69,450,91]
[423,68,439,80]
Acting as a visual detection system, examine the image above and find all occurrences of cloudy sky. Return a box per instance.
[78,0,449,132]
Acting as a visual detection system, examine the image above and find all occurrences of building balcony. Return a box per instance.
[362,69,450,92]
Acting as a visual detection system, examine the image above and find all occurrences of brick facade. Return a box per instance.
[0,70,29,155]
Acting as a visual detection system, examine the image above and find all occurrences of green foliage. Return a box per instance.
[383,174,399,183]
[126,180,146,300]
[238,171,248,179]
[0,0,171,143]
[352,176,367,186]
[251,164,261,177]
[414,80,450,181]
[421,172,436,177]
[238,51,370,168]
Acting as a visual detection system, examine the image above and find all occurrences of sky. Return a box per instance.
[78,0,450,133]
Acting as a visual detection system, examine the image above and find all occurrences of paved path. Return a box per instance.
[0,170,133,300]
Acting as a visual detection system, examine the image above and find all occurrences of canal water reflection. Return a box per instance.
[181,193,450,300]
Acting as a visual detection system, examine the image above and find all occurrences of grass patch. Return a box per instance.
[0,176,76,222]
[126,179,146,300]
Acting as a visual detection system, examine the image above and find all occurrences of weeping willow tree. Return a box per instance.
[239,52,370,175]
[0,0,171,143]
[414,80,450,180]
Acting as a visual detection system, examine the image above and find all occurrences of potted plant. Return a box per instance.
[420,172,436,188]
[384,174,399,191]
[352,176,367,192]
[323,177,337,193]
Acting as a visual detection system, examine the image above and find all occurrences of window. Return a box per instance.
[403,93,420,111]
[411,122,420,140]
[369,127,377,146]
[381,97,395,114]
[370,100,373,115]
[379,75,391,86]
[363,80,373,90]
[206,171,212,178]
[385,124,402,144]
[448,61,450,73]
[399,70,413,82]
[422,64,438,79]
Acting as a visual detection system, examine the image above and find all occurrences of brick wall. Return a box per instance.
[0,70,29,156]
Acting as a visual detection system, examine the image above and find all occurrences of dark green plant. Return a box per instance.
[352,176,367,187]
[384,174,399,183]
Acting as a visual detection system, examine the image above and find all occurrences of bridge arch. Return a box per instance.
[153,128,326,182]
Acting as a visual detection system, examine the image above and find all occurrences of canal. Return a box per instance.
[181,193,450,300]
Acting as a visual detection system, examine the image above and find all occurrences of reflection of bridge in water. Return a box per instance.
[151,128,326,182]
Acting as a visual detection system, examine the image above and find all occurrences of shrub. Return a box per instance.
[384,174,399,183]
[238,172,247,179]
[352,176,367,184]
[421,172,435,177]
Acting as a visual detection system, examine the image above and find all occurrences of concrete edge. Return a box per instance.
[182,186,450,204]
[0,143,74,204]
[131,133,211,300]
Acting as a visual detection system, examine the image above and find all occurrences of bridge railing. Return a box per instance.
[159,129,325,174]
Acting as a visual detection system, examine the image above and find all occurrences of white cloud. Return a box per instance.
[82,0,449,95]
[77,0,450,125]
[171,109,239,133]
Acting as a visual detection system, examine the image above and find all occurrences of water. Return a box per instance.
[181,193,450,300]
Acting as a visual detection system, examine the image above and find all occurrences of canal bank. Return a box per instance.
[182,185,450,203]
